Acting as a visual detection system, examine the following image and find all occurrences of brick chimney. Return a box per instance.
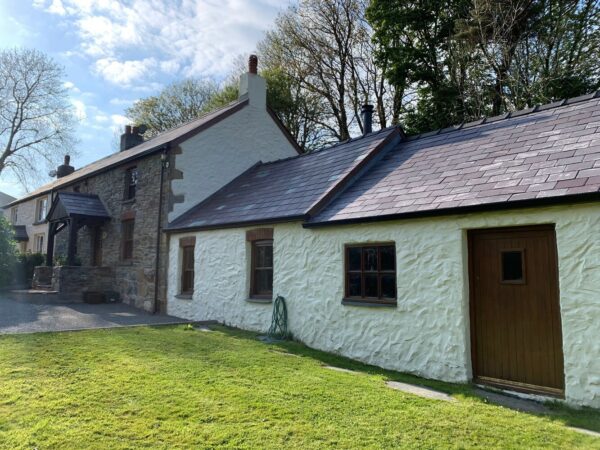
[238,54,266,107]
[120,125,145,151]
[56,155,75,178]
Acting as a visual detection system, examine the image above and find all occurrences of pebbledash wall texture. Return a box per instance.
[167,202,600,408]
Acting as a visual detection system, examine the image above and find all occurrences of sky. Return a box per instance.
[0,0,288,198]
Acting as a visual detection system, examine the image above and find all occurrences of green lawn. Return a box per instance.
[0,325,598,449]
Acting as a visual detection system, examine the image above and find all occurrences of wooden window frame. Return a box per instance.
[11,207,18,224]
[35,198,48,223]
[124,166,138,200]
[250,239,273,299]
[121,219,135,260]
[34,234,45,254]
[180,243,195,295]
[344,243,397,305]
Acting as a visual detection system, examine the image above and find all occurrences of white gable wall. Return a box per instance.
[167,202,600,408]
[169,105,298,222]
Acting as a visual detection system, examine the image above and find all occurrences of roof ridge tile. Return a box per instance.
[405,90,599,141]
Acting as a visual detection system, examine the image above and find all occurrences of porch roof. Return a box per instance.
[47,192,111,223]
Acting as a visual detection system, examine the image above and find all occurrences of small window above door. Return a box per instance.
[501,249,526,284]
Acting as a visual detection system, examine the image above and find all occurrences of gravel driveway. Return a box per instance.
[0,295,189,334]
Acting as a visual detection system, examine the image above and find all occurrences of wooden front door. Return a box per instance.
[469,225,565,397]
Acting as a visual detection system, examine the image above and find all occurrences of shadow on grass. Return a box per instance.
[199,324,600,435]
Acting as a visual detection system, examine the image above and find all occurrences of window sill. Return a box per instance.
[246,297,272,304]
[175,294,193,300]
[122,198,136,205]
[33,220,46,226]
[341,299,397,308]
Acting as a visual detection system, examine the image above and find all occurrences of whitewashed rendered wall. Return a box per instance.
[167,203,600,408]
[168,106,297,222]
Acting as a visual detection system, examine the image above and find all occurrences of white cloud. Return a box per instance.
[33,0,285,84]
[95,114,109,123]
[47,0,67,15]
[63,81,81,93]
[71,99,87,120]
[109,98,134,106]
[111,114,130,127]
[94,57,157,85]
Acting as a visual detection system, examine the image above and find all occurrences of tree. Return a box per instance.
[0,48,75,188]
[126,79,220,138]
[368,0,600,133]
[0,217,17,288]
[259,0,402,145]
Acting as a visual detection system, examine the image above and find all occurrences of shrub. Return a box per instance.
[13,252,45,286]
[0,217,17,288]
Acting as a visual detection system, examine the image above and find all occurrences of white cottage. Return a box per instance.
[166,93,600,408]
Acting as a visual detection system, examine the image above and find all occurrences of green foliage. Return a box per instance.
[368,0,600,133]
[0,326,597,448]
[0,217,17,288]
[53,254,81,267]
[126,79,220,138]
[13,252,45,285]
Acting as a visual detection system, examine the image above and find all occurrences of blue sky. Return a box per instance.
[0,0,287,198]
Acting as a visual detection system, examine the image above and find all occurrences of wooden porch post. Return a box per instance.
[67,217,78,266]
[46,222,56,266]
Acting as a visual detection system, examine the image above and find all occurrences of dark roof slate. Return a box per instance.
[9,99,250,207]
[48,192,110,221]
[168,127,400,230]
[309,95,600,224]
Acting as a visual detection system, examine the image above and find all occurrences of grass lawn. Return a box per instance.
[0,325,598,449]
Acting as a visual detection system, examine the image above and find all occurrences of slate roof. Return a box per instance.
[308,93,600,225]
[8,99,250,207]
[48,192,110,220]
[168,127,401,230]
[13,225,28,241]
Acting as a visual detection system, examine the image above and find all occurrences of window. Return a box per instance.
[124,167,138,200]
[251,240,273,298]
[180,238,195,295]
[36,198,48,222]
[121,219,135,260]
[501,249,525,284]
[345,244,396,304]
[10,207,17,224]
[34,234,45,253]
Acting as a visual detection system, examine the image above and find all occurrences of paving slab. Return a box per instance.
[324,365,358,374]
[473,388,550,414]
[386,381,456,402]
[0,295,189,334]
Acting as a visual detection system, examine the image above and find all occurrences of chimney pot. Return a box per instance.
[56,154,74,178]
[361,104,374,135]
[248,54,258,75]
[120,124,145,152]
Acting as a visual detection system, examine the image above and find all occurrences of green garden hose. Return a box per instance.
[267,295,289,340]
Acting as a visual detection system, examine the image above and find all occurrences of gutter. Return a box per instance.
[153,146,169,314]
[303,191,600,228]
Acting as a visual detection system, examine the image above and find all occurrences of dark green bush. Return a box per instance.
[0,217,18,288]
[13,252,45,286]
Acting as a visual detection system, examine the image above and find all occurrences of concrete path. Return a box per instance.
[386,380,457,402]
[0,295,188,334]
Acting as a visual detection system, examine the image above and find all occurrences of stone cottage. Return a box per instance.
[7,56,299,311]
[165,92,600,408]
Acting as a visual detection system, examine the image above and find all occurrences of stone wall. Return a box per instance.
[51,266,114,297]
[54,152,169,311]
[166,202,600,408]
